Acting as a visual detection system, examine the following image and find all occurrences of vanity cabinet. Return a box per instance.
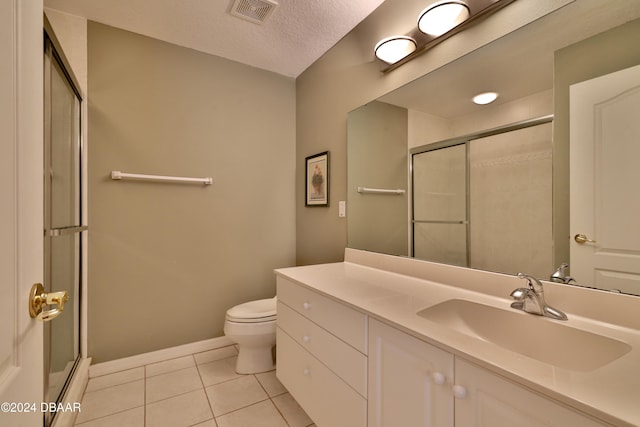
[276,277,368,427]
[455,358,608,427]
[276,274,612,427]
[369,318,609,427]
[368,318,454,427]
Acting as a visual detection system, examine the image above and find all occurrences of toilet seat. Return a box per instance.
[225,297,277,323]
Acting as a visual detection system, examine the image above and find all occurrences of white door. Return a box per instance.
[0,1,44,426]
[570,64,640,294]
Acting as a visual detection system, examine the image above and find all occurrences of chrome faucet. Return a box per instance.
[510,273,568,321]
[550,262,575,284]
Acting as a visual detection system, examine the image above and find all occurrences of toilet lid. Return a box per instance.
[226,297,277,323]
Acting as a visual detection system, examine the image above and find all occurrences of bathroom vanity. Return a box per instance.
[275,249,640,427]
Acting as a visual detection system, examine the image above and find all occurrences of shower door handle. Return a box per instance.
[28,283,69,322]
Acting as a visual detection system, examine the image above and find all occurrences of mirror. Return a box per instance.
[347,2,640,295]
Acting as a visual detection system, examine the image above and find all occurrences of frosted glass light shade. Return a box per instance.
[418,1,470,37]
[374,36,417,64]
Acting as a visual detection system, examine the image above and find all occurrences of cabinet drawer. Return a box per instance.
[276,328,367,427]
[277,277,367,354]
[278,301,367,397]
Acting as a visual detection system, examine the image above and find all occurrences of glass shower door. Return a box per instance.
[44,33,84,426]
[411,143,468,265]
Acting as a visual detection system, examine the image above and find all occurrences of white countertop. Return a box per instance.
[275,250,640,427]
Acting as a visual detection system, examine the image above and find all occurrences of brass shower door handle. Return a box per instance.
[29,283,69,322]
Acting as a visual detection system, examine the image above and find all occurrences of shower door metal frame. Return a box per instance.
[409,139,470,263]
[43,20,85,427]
[409,115,554,262]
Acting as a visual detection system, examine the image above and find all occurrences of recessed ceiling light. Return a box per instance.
[374,36,417,64]
[473,92,499,105]
[418,1,471,37]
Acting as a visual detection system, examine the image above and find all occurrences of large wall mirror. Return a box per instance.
[347,1,640,296]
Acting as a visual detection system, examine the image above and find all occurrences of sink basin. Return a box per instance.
[416,299,631,371]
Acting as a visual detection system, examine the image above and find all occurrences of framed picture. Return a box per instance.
[305,151,329,206]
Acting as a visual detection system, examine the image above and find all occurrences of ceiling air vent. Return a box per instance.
[230,0,278,24]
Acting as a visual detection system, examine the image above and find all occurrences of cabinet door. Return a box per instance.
[368,319,454,427]
[455,358,609,426]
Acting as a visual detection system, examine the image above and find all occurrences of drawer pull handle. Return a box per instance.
[303,302,311,310]
[452,384,467,399]
[432,372,445,385]
[303,335,311,343]
[303,368,311,376]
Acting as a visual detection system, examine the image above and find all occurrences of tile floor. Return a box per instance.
[73,345,315,427]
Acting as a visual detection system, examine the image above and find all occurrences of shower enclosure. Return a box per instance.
[43,28,84,426]
[411,117,553,278]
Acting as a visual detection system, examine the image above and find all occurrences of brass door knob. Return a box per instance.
[28,283,69,322]
[574,234,596,244]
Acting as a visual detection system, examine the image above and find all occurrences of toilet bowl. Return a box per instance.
[223,296,277,374]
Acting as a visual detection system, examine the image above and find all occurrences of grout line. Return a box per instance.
[82,377,143,393]
[214,395,272,418]
[143,364,147,426]
[73,405,145,426]
[195,354,217,423]
[146,387,211,407]
[270,395,291,426]
[254,373,292,427]
[146,364,198,381]
[195,357,238,370]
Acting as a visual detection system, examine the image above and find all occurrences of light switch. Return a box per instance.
[338,201,346,217]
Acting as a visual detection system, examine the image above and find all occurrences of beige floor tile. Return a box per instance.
[197,356,241,387]
[215,400,288,427]
[145,366,203,403]
[84,367,145,393]
[272,393,314,427]
[205,375,268,416]
[75,380,144,424]
[194,346,238,365]
[146,389,213,427]
[74,407,144,427]
[75,346,314,427]
[255,370,287,397]
[146,355,195,377]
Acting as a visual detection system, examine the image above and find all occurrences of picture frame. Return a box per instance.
[305,151,329,206]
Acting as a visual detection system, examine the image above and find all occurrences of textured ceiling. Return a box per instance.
[43,0,386,77]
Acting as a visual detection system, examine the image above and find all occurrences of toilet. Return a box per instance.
[223,296,277,374]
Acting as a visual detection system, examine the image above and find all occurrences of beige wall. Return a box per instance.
[295,0,573,265]
[87,22,296,362]
[347,101,408,256]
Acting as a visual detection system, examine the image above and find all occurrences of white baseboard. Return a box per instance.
[89,336,234,378]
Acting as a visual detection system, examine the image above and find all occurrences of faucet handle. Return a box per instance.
[509,288,528,300]
[517,272,534,290]
[517,273,543,292]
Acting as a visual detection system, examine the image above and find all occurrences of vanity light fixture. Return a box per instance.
[374,36,418,64]
[472,92,499,105]
[418,1,471,37]
[374,0,516,73]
